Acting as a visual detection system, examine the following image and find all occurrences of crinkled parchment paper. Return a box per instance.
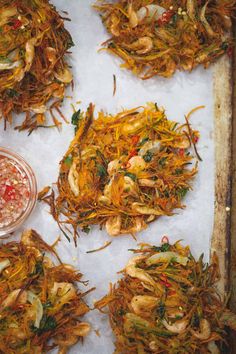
[0,1,216,353]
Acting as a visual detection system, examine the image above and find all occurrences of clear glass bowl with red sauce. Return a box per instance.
[0,147,37,236]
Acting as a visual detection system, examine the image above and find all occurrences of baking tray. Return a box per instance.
[0,1,233,353]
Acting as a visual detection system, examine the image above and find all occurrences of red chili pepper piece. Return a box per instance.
[160,280,171,288]
[12,19,22,30]
[193,136,199,144]
[168,289,176,296]
[158,10,174,26]
[128,149,138,159]
[179,148,185,157]
[3,185,16,201]
[160,273,171,288]
[131,135,140,146]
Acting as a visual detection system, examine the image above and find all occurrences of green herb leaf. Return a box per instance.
[174,168,183,175]
[0,56,11,63]
[6,89,19,98]
[158,157,167,168]
[152,243,170,252]
[171,122,178,131]
[96,164,107,178]
[221,41,229,51]
[43,300,52,309]
[124,172,137,181]
[138,137,149,146]
[191,313,200,327]
[164,190,170,198]
[30,261,44,276]
[71,109,81,126]
[117,308,126,316]
[64,156,72,167]
[143,150,153,162]
[171,13,178,25]
[82,226,90,234]
[31,315,57,335]
[157,302,165,319]
[177,188,189,199]
[67,35,75,49]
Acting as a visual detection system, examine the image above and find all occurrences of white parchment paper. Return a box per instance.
[0,1,215,353]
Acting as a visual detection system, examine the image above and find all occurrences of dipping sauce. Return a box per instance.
[0,156,30,227]
[0,148,37,235]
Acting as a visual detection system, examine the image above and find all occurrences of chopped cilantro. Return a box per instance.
[143,150,153,162]
[96,164,107,178]
[174,168,183,175]
[30,260,44,276]
[177,188,189,198]
[191,313,200,327]
[171,122,178,131]
[31,315,57,335]
[71,109,82,126]
[117,308,126,316]
[82,226,90,234]
[64,156,72,167]
[157,303,165,319]
[221,42,229,51]
[124,172,136,181]
[152,243,170,252]
[43,300,52,309]
[158,157,167,168]
[6,89,19,98]
[67,35,75,49]
[138,137,149,146]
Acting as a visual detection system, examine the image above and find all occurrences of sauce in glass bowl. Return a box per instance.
[0,148,37,236]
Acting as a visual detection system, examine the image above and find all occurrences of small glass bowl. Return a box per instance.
[0,147,37,237]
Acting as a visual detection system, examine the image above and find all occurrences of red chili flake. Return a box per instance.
[158,10,174,26]
[165,282,171,288]
[160,273,171,287]
[168,289,176,296]
[131,135,140,146]
[160,280,171,288]
[128,149,138,159]
[179,148,185,157]
[193,136,199,144]
[161,235,169,244]
[11,19,22,30]
[3,185,16,202]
